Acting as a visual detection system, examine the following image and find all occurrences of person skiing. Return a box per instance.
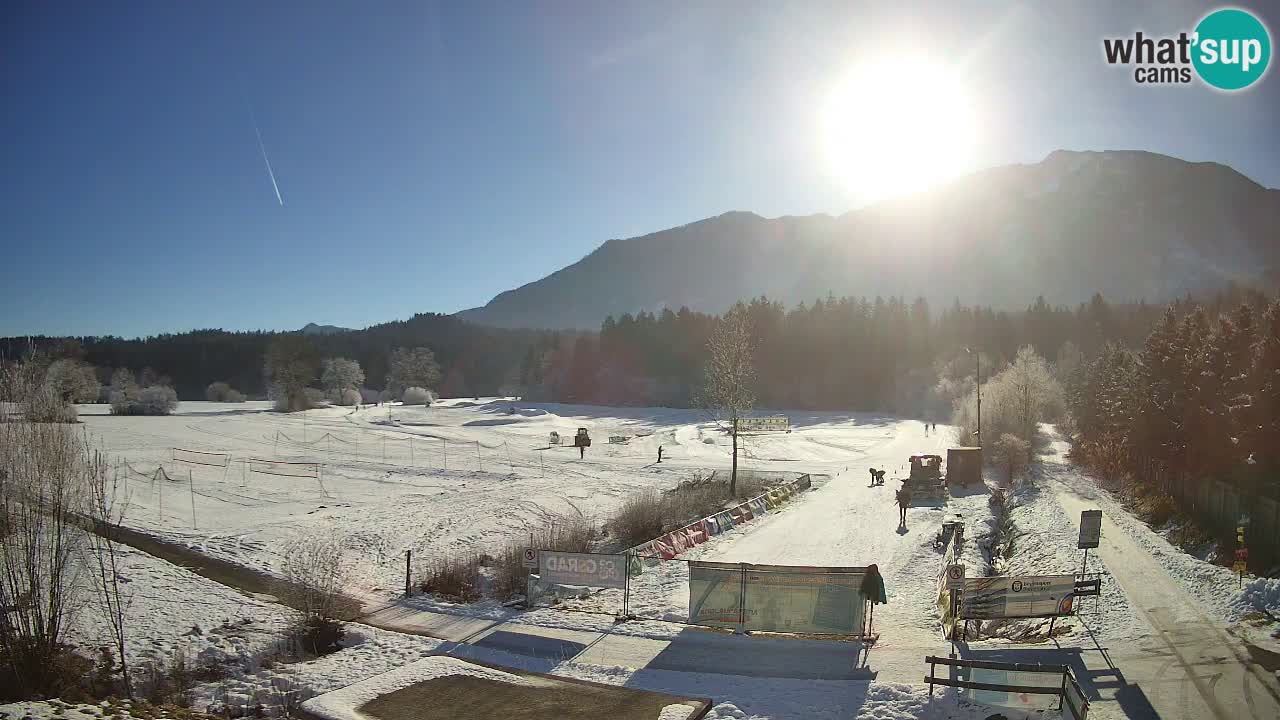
[896,483,912,526]
[657,445,664,463]
[868,467,878,486]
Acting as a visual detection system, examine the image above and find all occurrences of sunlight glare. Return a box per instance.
[824,56,977,202]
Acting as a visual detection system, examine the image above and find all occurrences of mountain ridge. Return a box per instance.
[456,150,1280,330]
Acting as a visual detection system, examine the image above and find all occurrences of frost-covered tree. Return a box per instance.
[44,359,100,404]
[320,358,365,402]
[387,347,442,398]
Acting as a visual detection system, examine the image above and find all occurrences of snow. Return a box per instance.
[300,656,535,720]
[75,400,904,605]
[1235,577,1280,617]
[65,540,295,669]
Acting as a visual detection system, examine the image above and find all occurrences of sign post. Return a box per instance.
[522,548,538,569]
[1235,517,1248,589]
[1078,510,1102,576]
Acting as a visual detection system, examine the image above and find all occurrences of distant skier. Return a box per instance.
[869,467,877,486]
[579,444,586,459]
[657,445,664,463]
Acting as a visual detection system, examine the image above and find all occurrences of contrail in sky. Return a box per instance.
[246,99,284,206]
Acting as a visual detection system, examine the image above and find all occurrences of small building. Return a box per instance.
[946,447,982,486]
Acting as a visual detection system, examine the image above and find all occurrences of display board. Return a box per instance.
[1078,510,1102,549]
[965,668,1065,711]
[960,575,1076,619]
[738,416,790,432]
[538,551,626,590]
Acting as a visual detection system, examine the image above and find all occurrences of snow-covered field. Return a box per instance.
[35,400,1276,719]
[77,399,817,600]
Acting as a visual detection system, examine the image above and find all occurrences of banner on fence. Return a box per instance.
[689,562,866,635]
[538,551,627,589]
[966,668,1064,711]
[248,459,320,479]
[960,575,1076,619]
[172,448,230,467]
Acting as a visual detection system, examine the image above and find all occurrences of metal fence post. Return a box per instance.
[737,563,747,634]
[405,550,412,597]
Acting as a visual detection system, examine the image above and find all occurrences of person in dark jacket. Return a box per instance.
[896,484,912,526]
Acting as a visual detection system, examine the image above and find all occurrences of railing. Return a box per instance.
[924,656,1089,720]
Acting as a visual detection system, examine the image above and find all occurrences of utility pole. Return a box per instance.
[966,348,982,445]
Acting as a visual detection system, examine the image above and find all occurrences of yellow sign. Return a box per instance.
[1233,560,1247,574]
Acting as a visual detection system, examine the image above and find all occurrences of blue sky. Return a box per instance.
[3,1,1278,337]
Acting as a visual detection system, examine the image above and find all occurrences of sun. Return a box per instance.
[823,56,977,202]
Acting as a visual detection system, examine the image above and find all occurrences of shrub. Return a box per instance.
[111,385,178,416]
[205,381,246,403]
[419,554,482,602]
[604,471,771,549]
[608,491,665,549]
[333,388,361,407]
[24,383,78,423]
[401,386,432,405]
[297,615,345,656]
[991,433,1030,482]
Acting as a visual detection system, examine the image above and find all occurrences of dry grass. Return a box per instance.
[419,554,483,602]
[605,470,774,549]
[491,513,598,600]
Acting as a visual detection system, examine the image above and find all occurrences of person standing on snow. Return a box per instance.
[896,484,912,526]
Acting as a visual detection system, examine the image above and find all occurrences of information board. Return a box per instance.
[966,668,1063,711]
[538,551,626,589]
[738,416,790,433]
[1078,510,1102,549]
[960,575,1076,619]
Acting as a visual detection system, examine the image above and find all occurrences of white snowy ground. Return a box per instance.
[1037,425,1280,654]
[64,539,295,670]
[74,399,888,603]
[54,400,1026,719]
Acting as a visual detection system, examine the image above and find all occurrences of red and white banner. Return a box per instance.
[652,534,676,560]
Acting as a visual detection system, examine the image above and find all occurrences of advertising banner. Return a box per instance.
[538,551,627,590]
[742,565,865,635]
[964,668,1063,711]
[653,534,676,560]
[738,416,790,432]
[172,448,230,467]
[960,575,1076,619]
[688,561,744,628]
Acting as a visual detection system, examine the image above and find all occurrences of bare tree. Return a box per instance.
[82,454,134,698]
[387,347,442,398]
[699,304,755,497]
[0,364,88,697]
[320,358,365,404]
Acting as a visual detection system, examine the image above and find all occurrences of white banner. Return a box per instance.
[960,575,1076,619]
[172,448,230,467]
[738,416,790,432]
[248,459,320,479]
[538,551,626,589]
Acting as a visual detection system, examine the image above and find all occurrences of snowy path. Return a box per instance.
[1041,432,1280,720]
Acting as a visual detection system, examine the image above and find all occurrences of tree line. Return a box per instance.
[4,293,1183,414]
[1066,287,1280,502]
